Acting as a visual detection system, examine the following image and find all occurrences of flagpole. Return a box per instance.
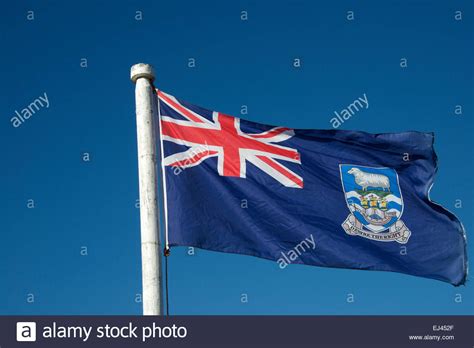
[131,63,163,315]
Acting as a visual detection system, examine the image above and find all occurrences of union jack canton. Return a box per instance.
[158,90,303,188]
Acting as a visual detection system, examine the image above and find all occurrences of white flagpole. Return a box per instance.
[130,63,163,315]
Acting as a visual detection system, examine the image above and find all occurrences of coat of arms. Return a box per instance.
[339,164,411,244]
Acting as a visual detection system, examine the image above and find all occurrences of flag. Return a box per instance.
[157,90,467,286]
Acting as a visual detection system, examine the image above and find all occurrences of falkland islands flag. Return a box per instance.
[157,90,467,286]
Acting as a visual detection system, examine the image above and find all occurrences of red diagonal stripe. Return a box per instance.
[249,127,290,139]
[158,90,205,124]
[256,155,303,188]
[168,150,218,167]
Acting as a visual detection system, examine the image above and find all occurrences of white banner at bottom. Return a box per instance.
[342,214,411,244]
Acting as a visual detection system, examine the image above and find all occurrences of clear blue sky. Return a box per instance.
[0,0,472,315]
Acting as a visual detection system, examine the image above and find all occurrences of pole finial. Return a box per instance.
[131,63,155,83]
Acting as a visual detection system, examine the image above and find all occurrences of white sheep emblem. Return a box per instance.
[347,167,390,192]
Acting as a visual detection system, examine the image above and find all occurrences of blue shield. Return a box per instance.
[339,164,403,233]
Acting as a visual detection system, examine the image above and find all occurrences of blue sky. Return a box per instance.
[0,0,472,315]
